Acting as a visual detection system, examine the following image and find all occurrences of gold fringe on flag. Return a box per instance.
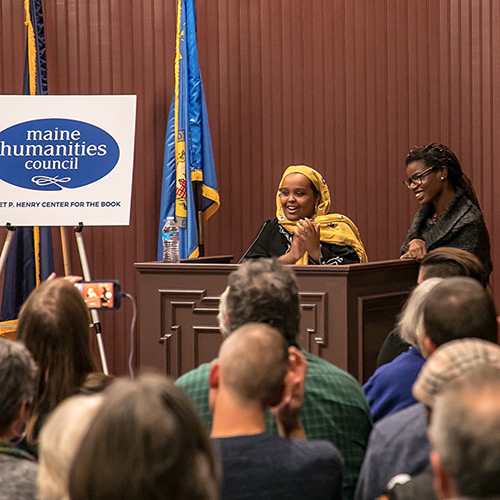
[33,226,41,286]
[25,0,42,285]
[24,0,37,96]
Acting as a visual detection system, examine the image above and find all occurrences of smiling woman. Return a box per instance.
[401,143,492,280]
[243,165,367,265]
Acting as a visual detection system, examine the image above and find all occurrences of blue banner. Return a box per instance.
[157,0,220,260]
[1,0,54,321]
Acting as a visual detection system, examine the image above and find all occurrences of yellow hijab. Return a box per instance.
[276,165,368,264]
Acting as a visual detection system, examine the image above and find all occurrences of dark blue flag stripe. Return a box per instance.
[1,0,54,321]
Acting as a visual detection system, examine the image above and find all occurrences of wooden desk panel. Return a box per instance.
[135,260,418,383]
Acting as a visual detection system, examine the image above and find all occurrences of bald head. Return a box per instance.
[218,323,289,409]
[423,277,498,348]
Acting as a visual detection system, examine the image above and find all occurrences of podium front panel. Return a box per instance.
[135,260,418,383]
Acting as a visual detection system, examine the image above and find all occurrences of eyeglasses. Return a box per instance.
[403,166,437,188]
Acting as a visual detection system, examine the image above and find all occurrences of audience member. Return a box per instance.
[429,365,500,500]
[355,278,498,500]
[0,337,38,500]
[378,339,500,500]
[210,323,343,500]
[176,258,371,500]
[417,246,486,285]
[420,277,497,354]
[377,247,485,367]
[38,394,104,500]
[364,278,442,422]
[69,374,219,500]
[17,278,112,456]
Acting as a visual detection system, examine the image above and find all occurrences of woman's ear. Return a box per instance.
[440,166,448,181]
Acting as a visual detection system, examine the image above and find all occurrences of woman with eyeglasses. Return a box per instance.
[400,143,491,280]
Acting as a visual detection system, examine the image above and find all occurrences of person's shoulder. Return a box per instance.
[284,440,343,480]
[365,349,425,386]
[292,437,343,463]
[304,351,355,381]
[0,454,38,499]
[175,361,213,389]
[253,433,343,469]
[370,403,427,448]
[302,350,363,396]
[261,218,280,233]
[454,192,483,220]
[0,453,38,470]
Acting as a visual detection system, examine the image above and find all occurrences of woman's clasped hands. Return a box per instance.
[281,218,321,264]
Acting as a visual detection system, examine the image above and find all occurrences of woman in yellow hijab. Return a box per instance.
[244,166,367,264]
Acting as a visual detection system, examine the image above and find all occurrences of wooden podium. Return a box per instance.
[135,259,418,383]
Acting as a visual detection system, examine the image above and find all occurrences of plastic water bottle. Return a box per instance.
[162,216,180,263]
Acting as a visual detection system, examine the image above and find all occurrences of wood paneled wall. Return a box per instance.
[1,0,499,374]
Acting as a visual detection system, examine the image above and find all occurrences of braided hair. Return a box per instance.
[406,143,480,209]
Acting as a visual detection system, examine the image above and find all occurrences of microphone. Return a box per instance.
[238,219,272,263]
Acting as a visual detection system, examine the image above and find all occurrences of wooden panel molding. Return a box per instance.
[357,291,411,383]
[299,291,329,357]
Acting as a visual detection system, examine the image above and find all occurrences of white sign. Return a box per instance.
[0,95,136,226]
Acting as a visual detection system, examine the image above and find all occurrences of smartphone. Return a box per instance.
[75,280,121,309]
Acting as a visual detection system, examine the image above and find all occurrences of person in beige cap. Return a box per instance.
[413,338,500,408]
[429,364,500,500]
[379,339,500,500]
[356,277,498,500]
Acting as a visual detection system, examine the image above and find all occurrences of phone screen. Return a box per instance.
[75,281,119,309]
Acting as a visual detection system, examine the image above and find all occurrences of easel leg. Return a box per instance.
[74,223,109,375]
[60,226,72,275]
[0,225,16,278]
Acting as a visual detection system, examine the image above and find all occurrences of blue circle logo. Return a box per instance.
[0,118,120,191]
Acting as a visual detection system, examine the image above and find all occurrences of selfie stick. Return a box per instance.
[74,222,109,375]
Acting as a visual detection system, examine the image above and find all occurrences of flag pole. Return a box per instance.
[194,181,205,256]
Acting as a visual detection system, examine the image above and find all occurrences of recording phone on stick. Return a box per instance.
[74,280,121,309]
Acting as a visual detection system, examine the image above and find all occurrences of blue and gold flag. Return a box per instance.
[1,0,54,320]
[157,0,220,260]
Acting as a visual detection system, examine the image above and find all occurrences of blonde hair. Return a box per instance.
[38,394,104,500]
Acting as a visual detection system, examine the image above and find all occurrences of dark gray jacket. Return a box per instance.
[401,190,492,279]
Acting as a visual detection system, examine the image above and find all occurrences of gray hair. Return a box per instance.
[217,287,230,339]
[226,259,300,344]
[429,366,500,498]
[0,338,37,434]
[398,278,443,346]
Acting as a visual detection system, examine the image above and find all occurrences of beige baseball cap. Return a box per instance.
[412,338,500,407]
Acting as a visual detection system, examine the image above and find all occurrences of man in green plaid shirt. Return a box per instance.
[176,259,371,500]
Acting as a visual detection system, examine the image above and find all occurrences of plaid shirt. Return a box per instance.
[176,350,372,500]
